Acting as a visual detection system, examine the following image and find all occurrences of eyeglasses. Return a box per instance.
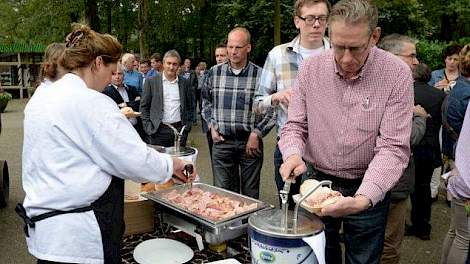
[227,44,249,51]
[298,15,328,26]
[396,53,417,59]
[331,35,372,56]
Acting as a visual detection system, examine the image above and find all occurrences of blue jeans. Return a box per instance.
[312,169,391,264]
[274,143,301,209]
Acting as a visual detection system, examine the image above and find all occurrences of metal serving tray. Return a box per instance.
[143,183,270,231]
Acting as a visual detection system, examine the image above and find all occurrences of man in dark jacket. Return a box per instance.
[410,63,447,240]
[379,34,431,263]
[102,63,144,138]
[140,50,193,147]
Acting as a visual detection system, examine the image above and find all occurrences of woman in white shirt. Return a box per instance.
[36,43,66,91]
[16,24,194,264]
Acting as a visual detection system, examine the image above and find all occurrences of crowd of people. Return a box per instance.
[14,0,470,263]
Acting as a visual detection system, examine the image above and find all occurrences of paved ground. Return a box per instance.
[0,99,452,263]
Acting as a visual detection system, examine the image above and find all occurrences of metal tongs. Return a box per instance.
[183,163,194,189]
[280,172,295,231]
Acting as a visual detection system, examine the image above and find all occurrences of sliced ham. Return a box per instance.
[162,187,258,221]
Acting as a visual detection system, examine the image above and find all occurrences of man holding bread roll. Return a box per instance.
[279,0,413,263]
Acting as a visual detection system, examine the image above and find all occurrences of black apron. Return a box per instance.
[16,176,125,264]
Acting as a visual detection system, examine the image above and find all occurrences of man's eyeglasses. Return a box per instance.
[396,53,417,59]
[298,15,328,26]
[331,35,372,56]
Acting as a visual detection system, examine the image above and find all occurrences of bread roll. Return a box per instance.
[300,179,342,208]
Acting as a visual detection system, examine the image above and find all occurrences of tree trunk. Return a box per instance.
[274,0,281,46]
[85,0,100,31]
[138,0,149,58]
[106,0,112,33]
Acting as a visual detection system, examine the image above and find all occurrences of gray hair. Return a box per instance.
[328,0,378,34]
[412,63,431,82]
[378,34,416,55]
[163,50,181,64]
[121,53,135,64]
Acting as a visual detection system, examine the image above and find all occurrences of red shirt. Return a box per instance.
[279,47,414,205]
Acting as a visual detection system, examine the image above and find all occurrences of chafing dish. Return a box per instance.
[143,183,271,249]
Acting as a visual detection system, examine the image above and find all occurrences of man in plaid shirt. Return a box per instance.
[201,27,274,199]
[254,0,331,208]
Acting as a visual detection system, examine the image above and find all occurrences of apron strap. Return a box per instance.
[15,203,92,237]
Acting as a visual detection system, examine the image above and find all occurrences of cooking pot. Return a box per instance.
[148,145,198,165]
[248,208,323,264]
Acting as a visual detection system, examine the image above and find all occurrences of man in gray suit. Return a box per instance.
[140,50,194,147]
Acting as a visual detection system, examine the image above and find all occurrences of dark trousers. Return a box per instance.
[410,150,435,236]
[274,143,301,209]
[212,135,263,199]
[312,170,390,264]
[145,123,188,148]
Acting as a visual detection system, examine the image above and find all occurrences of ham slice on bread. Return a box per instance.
[294,179,343,214]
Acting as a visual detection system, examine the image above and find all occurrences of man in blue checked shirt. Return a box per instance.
[254,0,331,208]
[201,27,274,199]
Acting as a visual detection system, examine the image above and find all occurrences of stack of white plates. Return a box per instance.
[133,238,194,264]
[206,259,242,264]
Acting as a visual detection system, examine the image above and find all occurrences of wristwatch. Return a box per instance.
[354,194,373,209]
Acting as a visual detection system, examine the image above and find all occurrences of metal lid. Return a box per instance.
[248,208,323,239]
[148,145,196,157]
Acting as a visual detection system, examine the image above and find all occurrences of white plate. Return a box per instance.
[206,259,241,264]
[133,238,194,264]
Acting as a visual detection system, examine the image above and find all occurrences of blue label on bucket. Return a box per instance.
[260,251,276,262]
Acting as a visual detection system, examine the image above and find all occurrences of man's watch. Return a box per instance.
[354,194,372,209]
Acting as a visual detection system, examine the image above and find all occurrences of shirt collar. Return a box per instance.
[112,84,126,91]
[334,46,377,80]
[163,72,178,83]
[288,35,331,54]
[228,61,250,75]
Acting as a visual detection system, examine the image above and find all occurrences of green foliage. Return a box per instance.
[416,40,447,70]
[0,91,12,102]
[0,0,468,68]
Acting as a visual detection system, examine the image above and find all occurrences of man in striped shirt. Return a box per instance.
[201,27,274,199]
[279,0,414,263]
[254,0,331,209]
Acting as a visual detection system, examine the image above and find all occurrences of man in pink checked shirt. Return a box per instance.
[278,0,414,263]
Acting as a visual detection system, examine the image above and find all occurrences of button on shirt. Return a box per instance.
[279,47,414,205]
[202,61,274,137]
[161,74,181,124]
[22,73,173,263]
[254,36,330,136]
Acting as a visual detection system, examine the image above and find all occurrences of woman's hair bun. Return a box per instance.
[65,23,92,48]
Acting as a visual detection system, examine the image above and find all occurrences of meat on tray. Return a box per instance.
[163,187,258,221]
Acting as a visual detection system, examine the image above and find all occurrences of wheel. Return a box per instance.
[0,160,9,208]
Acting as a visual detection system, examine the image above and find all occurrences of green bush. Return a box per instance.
[0,91,12,103]
[0,90,12,113]
[416,40,447,71]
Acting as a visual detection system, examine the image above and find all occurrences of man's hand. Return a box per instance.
[320,195,371,217]
[246,132,260,157]
[171,158,197,183]
[413,104,431,118]
[120,107,134,118]
[271,88,292,109]
[210,127,225,143]
[279,154,307,182]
